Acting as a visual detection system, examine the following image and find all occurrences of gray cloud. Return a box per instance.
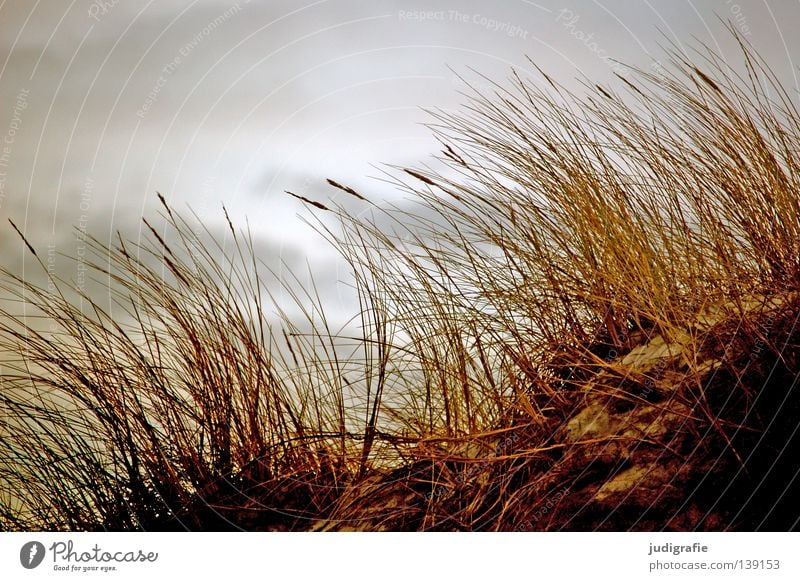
[1,1,798,324]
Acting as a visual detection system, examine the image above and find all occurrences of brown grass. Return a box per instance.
[2,31,799,530]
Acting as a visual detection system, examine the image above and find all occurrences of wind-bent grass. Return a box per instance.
[2,32,799,530]
[0,200,402,530]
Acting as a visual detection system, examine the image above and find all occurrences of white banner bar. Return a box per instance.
[1,532,798,580]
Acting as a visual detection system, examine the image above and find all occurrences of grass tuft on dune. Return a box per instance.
[2,32,800,531]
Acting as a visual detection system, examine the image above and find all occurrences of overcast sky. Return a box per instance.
[1,0,799,319]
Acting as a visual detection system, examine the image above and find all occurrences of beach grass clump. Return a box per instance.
[2,32,800,530]
[0,200,401,530]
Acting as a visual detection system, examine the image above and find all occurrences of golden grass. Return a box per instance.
[2,31,799,530]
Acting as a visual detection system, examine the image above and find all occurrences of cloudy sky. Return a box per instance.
[1,0,798,319]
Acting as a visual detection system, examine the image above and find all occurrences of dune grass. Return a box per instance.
[2,33,799,530]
